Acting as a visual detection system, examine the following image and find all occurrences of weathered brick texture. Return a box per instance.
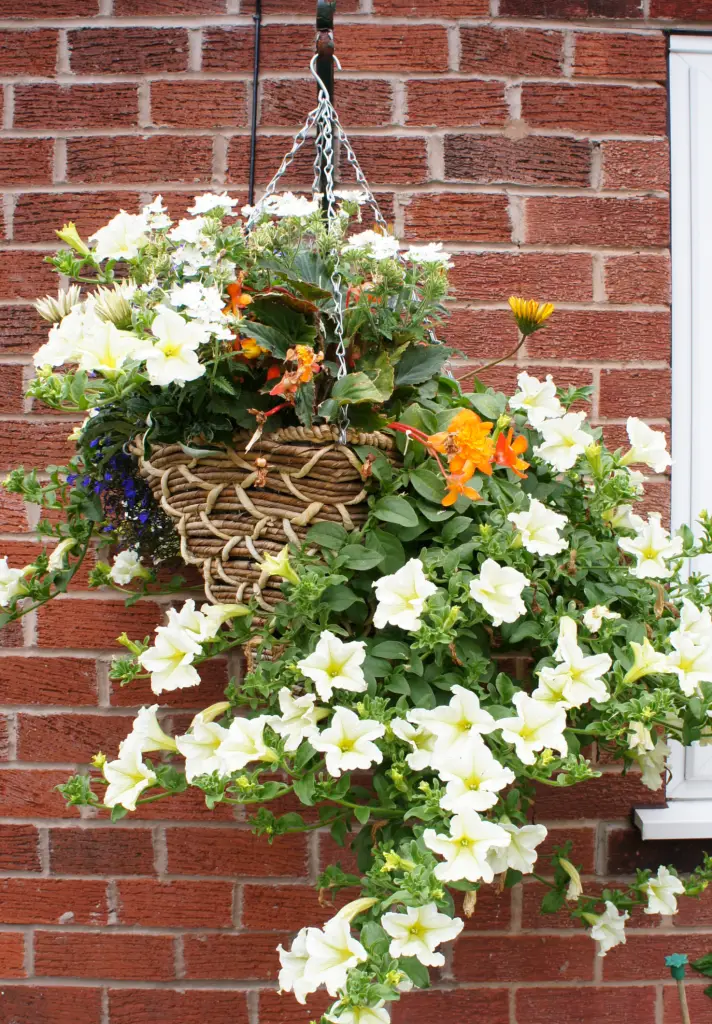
[0,2,706,1022]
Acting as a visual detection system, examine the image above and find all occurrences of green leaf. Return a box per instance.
[322,584,363,611]
[339,544,385,570]
[541,889,566,914]
[305,522,349,550]
[373,495,419,528]
[354,805,371,824]
[361,921,388,952]
[331,372,384,405]
[111,805,129,822]
[467,390,507,421]
[399,955,430,989]
[330,817,348,847]
[692,953,712,978]
[409,466,446,504]
[236,321,292,359]
[293,775,316,806]
[395,345,452,387]
[442,516,474,543]
[370,640,410,660]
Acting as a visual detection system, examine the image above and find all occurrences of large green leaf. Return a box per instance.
[394,344,452,387]
[373,495,419,528]
[331,372,384,405]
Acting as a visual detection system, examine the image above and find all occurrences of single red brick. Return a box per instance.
[374,0,487,11]
[526,310,670,362]
[115,0,223,10]
[256,989,332,1024]
[601,139,670,190]
[109,989,250,1024]
[0,251,55,300]
[0,716,10,760]
[406,80,507,127]
[453,933,594,982]
[68,28,188,74]
[534,771,667,820]
[460,26,564,76]
[16,712,133,763]
[599,368,671,418]
[393,989,510,1024]
[150,81,248,129]
[522,82,666,135]
[0,307,47,354]
[524,196,669,247]
[0,934,25,978]
[604,254,671,304]
[0,619,23,650]
[260,78,393,128]
[403,192,511,242]
[573,31,667,81]
[109,657,228,709]
[183,932,289,980]
[35,930,174,981]
[0,364,24,415]
[203,25,310,73]
[0,490,27,531]
[606,826,712,875]
[49,827,155,875]
[500,0,643,13]
[0,768,73,818]
[116,879,233,928]
[66,136,213,185]
[166,826,308,878]
[0,0,95,12]
[243,0,357,9]
[451,252,593,302]
[651,0,712,13]
[604,934,712,980]
[453,885,512,932]
[0,824,39,871]
[0,656,97,706]
[0,30,57,75]
[14,84,138,130]
[0,878,107,925]
[0,987,102,1024]
[14,191,141,245]
[517,986,657,1022]
[242,883,354,931]
[444,134,591,187]
[36,598,164,649]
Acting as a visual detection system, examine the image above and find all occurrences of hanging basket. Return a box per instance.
[133,426,398,608]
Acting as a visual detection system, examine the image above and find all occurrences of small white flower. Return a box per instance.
[420,685,497,758]
[334,189,368,204]
[381,903,464,967]
[128,704,177,753]
[137,622,203,695]
[469,558,528,627]
[260,192,321,219]
[103,738,156,810]
[623,638,669,685]
[33,305,88,368]
[0,558,26,607]
[636,735,671,791]
[627,721,655,757]
[535,411,590,472]
[297,630,367,701]
[604,504,638,531]
[487,822,548,875]
[643,866,685,916]
[433,738,515,814]
[270,687,324,752]
[508,499,568,557]
[590,901,628,957]
[583,605,621,633]
[198,602,248,637]
[217,716,275,773]
[626,469,646,494]
[176,713,228,782]
[304,915,368,996]
[145,305,208,387]
[109,549,146,586]
[673,599,712,647]
[47,537,77,572]
[392,714,439,771]
[166,599,216,642]
[188,192,238,215]
[75,314,147,374]
[373,558,437,632]
[277,928,321,1005]
[664,635,712,697]
[169,281,226,322]
[623,418,672,474]
[534,617,611,708]
[312,707,385,777]
[498,692,568,765]
[509,371,563,428]
[618,513,683,580]
[90,210,148,262]
[344,229,400,260]
[168,216,208,245]
[405,243,453,267]
[142,195,172,230]
[423,809,512,884]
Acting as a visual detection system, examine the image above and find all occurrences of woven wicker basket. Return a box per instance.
[133,425,397,609]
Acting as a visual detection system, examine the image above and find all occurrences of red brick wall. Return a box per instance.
[1,1,712,1022]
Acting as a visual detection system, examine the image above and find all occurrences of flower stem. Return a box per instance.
[458,330,526,381]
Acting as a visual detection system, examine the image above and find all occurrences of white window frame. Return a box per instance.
[636,35,712,840]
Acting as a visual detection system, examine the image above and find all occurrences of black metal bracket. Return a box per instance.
[315,0,336,105]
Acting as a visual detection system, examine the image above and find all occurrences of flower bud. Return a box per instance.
[56,222,90,257]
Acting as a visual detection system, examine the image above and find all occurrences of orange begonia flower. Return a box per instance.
[269,345,323,398]
[428,408,495,478]
[442,473,481,507]
[494,428,529,478]
[224,272,253,316]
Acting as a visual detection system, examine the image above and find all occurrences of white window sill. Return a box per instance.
[635,803,712,840]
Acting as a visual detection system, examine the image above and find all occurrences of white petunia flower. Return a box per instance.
[509,372,563,428]
[533,617,611,708]
[277,928,321,1005]
[176,713,228,782]
[259,192,321,219]
[217,716,275,773]
[636,735,671,791]
[487,822,548,875]
[622,418,672,474]
[129,704,177,753]
[582,605,621,633]
[326,1006,390,1024]
[643,866,685,916]
[166,599,215,642]
[433,739,515,814]
[381,903,464,967]
[590,901,628,957]
[297,630,367,701]
[142,195,172,230]
[109,549,148,586]
[618,513,683,580]
[188,192,239,215]
[312,707,385,777]
[664,635,712,697]
[623,638,669,685]
[673,599,712,647]
[144,305,209,387]
[90,210,148,261]
[498,692,568,765]
[508,498,568,557]
[423,809,512,884]
[334,189,368,204]
[420,685,496,758]
[604,504,638,531]
[103,738,156,810]
[168,216,208,245]
[34,308,85,368]
[137,622,203,695]
[0,558,26,607]
[343,229,400,260]
[469,558,528,627]
[373,558,437,632]
[169,281,226,322]
[270,687,324,752]
[304,915,368,996]
[75,314,147,374]
[534,411,590,472]
[405,243,453,267]
[392,713,439,771]
[627,721,655,757]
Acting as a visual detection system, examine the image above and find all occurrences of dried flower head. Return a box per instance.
[33,285,82,323]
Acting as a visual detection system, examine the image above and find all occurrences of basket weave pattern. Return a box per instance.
[134,425,397,608]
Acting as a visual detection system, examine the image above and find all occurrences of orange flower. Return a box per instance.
[237,337,268,359]
[442,473,481,507]
[269,345,323,398]
[428,409,495,478]
[494,428,529,478]
[224,272,253,316]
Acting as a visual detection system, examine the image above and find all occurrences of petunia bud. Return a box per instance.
[56,222,91,256]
